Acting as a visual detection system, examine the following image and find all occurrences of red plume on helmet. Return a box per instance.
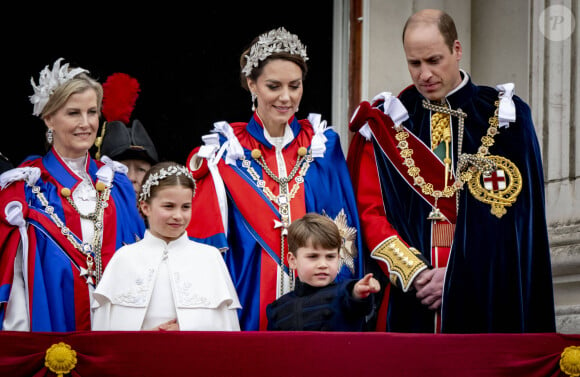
[95,73,158,164]
[101,73,140,124]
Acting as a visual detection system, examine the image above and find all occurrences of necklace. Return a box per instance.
[241,146,312,294]
[396,101,467,220]
[456,100,501,179]
[400,99,503,221]
[31,181,110,286]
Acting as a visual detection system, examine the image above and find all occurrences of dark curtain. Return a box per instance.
[3,2,333,167]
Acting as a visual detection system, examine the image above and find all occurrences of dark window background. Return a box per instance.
[3,3,333,167]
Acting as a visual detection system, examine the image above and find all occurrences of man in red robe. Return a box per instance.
[347,9,555,333]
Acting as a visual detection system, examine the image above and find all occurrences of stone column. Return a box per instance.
[530,0,580,334]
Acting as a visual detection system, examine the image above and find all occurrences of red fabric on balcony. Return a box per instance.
[0,331,578,377]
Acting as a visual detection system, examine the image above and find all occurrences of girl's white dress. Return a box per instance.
[92,230,241,331]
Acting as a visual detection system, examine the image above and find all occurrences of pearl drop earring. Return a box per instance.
[251,92,257,112]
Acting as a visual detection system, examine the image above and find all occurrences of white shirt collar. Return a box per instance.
[445,69,470,98]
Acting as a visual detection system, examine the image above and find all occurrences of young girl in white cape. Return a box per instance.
[92,162,241,331]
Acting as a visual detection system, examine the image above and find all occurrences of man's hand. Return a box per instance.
[413,267,445,310]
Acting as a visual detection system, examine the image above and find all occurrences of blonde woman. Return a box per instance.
[0,58,145,331]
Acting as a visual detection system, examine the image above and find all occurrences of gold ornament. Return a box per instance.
[251,149,262,159]
[466,155,522,218]
[457,100,522,218]
[297,146,308,157]
[60,187,71,197]
[430,111,450,150]
[95,181,106,192]
[560,346,580,377]
[45,342,77,377]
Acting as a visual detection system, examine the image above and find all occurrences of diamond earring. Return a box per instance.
[46,128,54,144]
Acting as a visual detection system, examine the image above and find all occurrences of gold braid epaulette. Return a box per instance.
[370,236,428,292]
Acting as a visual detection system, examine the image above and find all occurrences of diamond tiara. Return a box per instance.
[29,58,89,117]
[242,27,308,77]
[139,165,195,202]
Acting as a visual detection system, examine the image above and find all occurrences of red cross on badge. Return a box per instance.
[483,170,507,191]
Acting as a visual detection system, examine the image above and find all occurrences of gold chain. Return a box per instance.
[457,100,502,182]
[396,100,502,215]
[397,102,467,201]
[241,147,312,294]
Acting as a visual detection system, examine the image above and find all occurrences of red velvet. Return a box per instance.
[0,332,578,376]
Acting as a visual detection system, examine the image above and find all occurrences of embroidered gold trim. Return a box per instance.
[370,236,427,292]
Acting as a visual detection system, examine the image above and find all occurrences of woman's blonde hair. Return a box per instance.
[41,72,103,119]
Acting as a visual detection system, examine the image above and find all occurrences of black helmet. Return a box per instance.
[99,119,159,165]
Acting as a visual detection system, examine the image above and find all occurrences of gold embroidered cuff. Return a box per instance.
[370,236,428,292]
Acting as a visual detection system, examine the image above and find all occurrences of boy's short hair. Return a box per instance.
[287,213,341,254]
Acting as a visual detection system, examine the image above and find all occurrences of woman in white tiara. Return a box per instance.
[0,58,145,331]
[92,162,241,331]
[185,27,366,331]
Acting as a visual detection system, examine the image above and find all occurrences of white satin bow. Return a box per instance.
[373,92,409,127]
[496,83,516,128]
[308,113,329,158]
[0,167,41,189]
[212,121,244,165]
[358,92,409,140]
[99,155,129,187]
